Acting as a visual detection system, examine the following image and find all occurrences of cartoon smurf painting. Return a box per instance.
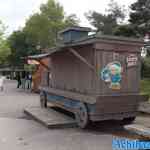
[101,61,122,90]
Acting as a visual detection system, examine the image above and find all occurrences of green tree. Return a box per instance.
[8,0,79,67]
[128,0,150,78]
[8,30,38,67]
[141,57,150,78]
[113,24,137,37]
[129,0,150,37]
[0,40,11,64]
[106,0,126,23]
[24,0,79,49]
[24,13,52,48]
[0,21,11,65]
[64,14,80,27]
[86,11,117,34]
[86,0,126,35]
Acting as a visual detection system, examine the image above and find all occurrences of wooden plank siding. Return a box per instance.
[32,57,50,91]
[94,42,142,53]
[39,39,143,97]
[94,42,141,95]
[94,95,139,115]
[40,86,97,104]
[50,45,95,95]
[36,35,148,122]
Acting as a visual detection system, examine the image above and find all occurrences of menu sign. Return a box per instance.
[126,54,138,67]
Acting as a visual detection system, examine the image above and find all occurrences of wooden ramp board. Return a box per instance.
[124,124,150,139]
[24,107,77,129]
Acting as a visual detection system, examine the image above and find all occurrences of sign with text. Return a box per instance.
[126,54,138,67]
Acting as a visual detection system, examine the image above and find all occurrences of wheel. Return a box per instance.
[75,102,89,129]
[40,92,47,108]
[123,117,136,125]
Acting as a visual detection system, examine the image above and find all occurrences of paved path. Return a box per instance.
[2,80,148,149]
[0,80,39,118]
[0,80,114,150]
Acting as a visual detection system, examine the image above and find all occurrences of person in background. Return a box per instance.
[21,71,26,90]
[28,73,32,90]
[0,76,5,91]
[16,73,21,88]
[26,72,32,90]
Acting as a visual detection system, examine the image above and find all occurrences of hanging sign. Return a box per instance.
[126,54,138,67]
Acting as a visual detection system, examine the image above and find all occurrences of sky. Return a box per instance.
[0,0,137,35]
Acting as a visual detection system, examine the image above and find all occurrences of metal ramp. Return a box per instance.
[24,107,77,129]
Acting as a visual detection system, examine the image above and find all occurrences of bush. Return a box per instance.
[141,79,150,99]
[141,57,150,78]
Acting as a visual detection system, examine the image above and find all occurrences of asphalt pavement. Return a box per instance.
[0,80,136,150]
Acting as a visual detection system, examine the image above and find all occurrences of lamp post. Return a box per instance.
[141,33,150,58]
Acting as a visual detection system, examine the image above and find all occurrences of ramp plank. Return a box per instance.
[24,107,77,128]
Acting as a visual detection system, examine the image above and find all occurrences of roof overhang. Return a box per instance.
[27,53,51,60]
[27,35,144,59]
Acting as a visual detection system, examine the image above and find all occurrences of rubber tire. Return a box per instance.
[40,92,47,108]
[75,102,89,129]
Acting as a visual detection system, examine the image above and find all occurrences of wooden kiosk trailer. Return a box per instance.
[28,27,148,128]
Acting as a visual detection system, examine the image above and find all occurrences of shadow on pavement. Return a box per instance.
[47,106,141,139]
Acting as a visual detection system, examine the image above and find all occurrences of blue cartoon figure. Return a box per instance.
[101,62,122,90]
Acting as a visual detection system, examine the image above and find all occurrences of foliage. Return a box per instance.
[8,30,39,67]
[86,0,126,35]
[113,24,137,37]
[8,0,79,67]
[86,11,117,34]
[0,40,11,64]
[107,0,150,38]
[0,21,11,65]
[106,0,126,23]
[24,0,79,49]
[141,79,150,100]
[24,13,54,48]
[141,57,150,78]
[129,0,150,37]
[24,64,36,72]
[129,1,150,79]
[64,14,80,27]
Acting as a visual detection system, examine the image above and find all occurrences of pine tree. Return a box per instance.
[129,0,150,36]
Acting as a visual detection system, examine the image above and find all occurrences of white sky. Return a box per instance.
[0,0,136,35]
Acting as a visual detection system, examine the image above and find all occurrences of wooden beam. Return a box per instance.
[69,48,95,71]
[38,60,51,71]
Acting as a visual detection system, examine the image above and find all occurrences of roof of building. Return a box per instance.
[28,34,144,60]
[0,68,25,72]
[27,53,52,60]
[59,26,92,34]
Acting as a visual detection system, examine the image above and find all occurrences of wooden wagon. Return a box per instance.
[28,27,148,128]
